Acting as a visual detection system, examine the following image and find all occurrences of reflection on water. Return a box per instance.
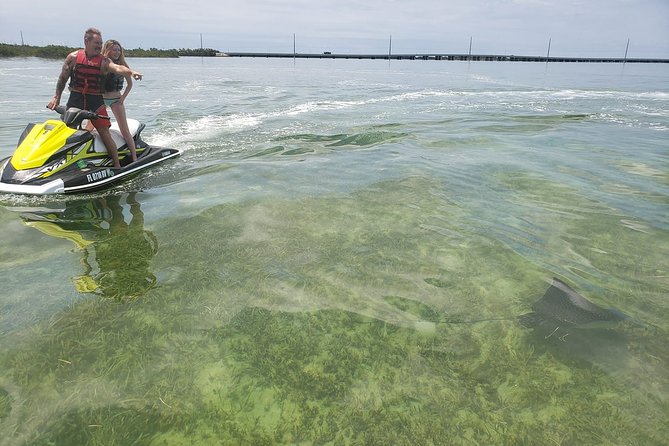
[18,193,157,301]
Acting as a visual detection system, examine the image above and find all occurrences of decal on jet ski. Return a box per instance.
[39,158,67,176]
[86,169,114,183]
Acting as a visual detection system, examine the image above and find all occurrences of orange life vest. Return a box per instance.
[69,50,104,95]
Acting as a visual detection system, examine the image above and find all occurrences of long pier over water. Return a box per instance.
[220,52,669,63]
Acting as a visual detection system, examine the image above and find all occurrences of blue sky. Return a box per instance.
[1,0,668,57]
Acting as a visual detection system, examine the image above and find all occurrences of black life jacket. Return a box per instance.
[104,72,125,92]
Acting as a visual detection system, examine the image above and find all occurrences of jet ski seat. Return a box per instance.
[92,119,142,153]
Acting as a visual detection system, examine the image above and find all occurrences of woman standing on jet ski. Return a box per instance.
[102,39,138,162]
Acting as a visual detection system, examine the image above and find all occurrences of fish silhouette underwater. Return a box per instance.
[390,277,665,398]
[516,278,669,400]
[518,277,630,340]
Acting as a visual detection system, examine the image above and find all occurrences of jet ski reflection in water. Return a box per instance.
[0,106,180,195]
[17,192,158,301]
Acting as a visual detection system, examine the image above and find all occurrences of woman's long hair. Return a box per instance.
[102,39,129,67]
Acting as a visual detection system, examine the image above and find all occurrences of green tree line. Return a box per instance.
[0,43,219,59]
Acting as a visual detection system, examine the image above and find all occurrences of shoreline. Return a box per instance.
[0,43,211,59]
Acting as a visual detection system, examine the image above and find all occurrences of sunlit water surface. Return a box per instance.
[0,57,667,445]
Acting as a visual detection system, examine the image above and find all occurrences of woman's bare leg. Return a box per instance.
[111,102,137,162]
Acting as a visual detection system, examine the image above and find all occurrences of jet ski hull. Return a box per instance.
[0,146,180,195]
[1,108,181,196]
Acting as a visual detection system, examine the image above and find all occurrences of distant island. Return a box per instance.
[0,43,219,59]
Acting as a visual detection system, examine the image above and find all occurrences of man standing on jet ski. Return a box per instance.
[46,28,143,168]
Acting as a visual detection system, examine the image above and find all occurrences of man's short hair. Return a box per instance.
[84,28,102,43]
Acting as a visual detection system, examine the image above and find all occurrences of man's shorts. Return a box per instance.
[66,91,111,129]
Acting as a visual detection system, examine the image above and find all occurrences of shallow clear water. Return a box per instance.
[0,57,668,444]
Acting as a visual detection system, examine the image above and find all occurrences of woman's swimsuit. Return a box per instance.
[103,71,125,108]
[104,97,121,107]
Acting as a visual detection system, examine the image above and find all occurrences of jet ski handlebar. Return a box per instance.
[51,105,110,129]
